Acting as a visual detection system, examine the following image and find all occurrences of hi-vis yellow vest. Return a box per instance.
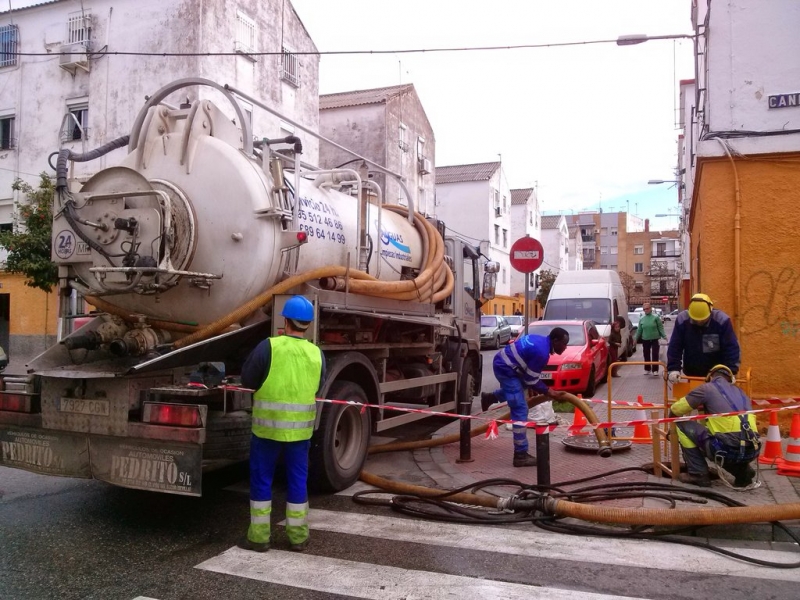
[252,336,322,442]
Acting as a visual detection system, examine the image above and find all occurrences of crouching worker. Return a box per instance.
[670,364,760,488]
[239,295,325,552]
[481,328,569,467]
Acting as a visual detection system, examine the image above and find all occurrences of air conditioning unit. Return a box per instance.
[418,156,432,175]
[59,45,90,74]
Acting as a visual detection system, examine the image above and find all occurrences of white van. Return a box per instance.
[543,270,632,356]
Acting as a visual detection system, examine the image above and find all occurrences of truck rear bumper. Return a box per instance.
[0,423,203,496]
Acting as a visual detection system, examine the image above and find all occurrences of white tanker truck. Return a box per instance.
[0,79,496,496]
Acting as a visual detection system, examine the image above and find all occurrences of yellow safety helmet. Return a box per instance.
[705,364,734,383]
[688,293,713,322]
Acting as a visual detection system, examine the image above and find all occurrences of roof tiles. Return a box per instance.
[435,161,500,184]
[319,84,415,110]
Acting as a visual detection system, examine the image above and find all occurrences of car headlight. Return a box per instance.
[560,362,583,371]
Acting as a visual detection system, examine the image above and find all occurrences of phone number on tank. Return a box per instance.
[299,223,346,244]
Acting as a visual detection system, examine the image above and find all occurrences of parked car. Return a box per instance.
[504,315,525,337]
[523,320,609,397]
[628,312,642,341]
[480,315,513,349]
[663,309,680,321]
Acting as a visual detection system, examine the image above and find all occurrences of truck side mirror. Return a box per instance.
[482,271,497,301]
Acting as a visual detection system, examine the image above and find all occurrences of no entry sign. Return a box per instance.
[509,236,544,273]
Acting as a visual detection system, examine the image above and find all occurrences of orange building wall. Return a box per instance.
[481,294,542,319]
[0,272,58,357]
[691,154,800,397]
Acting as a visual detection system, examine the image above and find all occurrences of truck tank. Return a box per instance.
[54,94,424,327]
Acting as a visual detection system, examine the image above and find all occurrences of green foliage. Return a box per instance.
[535,269,557,307]
[552,400,575,413]
[0,175,58,292]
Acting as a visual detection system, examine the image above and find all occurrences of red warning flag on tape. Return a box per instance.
[485,420,499,440]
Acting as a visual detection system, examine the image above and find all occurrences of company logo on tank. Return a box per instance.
[378,225,412,262]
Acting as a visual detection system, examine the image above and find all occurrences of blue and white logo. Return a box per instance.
[380,227,410,253]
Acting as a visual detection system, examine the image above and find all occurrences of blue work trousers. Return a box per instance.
[249,435,310,504]
[491,364,532,454]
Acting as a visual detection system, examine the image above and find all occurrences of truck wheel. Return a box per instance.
[584,366,597,398]
[459,355,477,406]
[309,381,371,493]
[204,411,252,460]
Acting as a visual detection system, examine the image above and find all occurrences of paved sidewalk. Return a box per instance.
[411,362,800,543]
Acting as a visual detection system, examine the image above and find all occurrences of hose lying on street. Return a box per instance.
[356,392,800,568]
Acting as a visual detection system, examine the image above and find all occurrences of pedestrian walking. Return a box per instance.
[670,364,760,488]
[667,293,740,382]
[635,303,667,376]
[239,295,325,552]
[481,328,569,467]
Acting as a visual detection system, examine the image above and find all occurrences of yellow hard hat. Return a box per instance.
[705,364,734,382]
[688,293,713,321]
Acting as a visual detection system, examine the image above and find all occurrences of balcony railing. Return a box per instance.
[581,234,595,242]
[652,251,681,258]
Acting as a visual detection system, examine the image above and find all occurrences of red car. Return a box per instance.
[522,320,609,397]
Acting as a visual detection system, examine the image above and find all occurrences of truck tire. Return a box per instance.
[459,355,478,406]
[309,381,371,493]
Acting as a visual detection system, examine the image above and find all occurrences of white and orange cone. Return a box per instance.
[776,414,800,477]
[758,410,784,466]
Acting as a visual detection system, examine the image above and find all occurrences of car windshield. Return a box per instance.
[526,323,586,346]
[628,312,641,324]
[505,316,523,326]
[543,298,612,324]
[480,316,497,327]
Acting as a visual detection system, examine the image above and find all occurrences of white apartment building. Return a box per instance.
[539,214,569,275]
[509,187,541,293]
[0,0,320,225]
[434,161,512,296]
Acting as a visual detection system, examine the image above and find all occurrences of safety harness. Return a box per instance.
[706,379,761,464]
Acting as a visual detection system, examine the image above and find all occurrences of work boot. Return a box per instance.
[481,392,498,412]
[678,472,712,487]
[290,538,310,552]
[513,452,537,467]
[733,465,756,488]
[238,537,270,553]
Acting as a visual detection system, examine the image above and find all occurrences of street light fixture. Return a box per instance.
[616,34,695,46]
[648,179,680,185]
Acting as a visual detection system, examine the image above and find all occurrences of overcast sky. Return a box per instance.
[291,0,694,231]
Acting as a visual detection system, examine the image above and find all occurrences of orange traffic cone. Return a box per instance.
[776,414,800,477]
[568,394,589,436]
[631,405,652,445]
[759,411,784,466]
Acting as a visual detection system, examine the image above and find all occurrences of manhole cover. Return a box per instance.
[562,436,632,452]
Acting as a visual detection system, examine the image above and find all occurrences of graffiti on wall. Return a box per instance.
[742,267,800,335]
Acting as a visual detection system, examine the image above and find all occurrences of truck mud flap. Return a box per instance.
[0,426,91,478]
[90,437,202,497]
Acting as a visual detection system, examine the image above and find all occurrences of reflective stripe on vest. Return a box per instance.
[501,344,541,386]
[252,335,322,442]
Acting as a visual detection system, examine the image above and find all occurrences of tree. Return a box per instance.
[0,175,58,292]
[618,270,635,304]
[535,269,557,306]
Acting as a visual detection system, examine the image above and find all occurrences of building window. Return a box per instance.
[634,245,644,255]
[502,195,507,213]
[610,246,618,255]
[656,242,667,257]
[610,227,618,236]
[62,103,88,141]
[0,25,19,68]
[281,46,300,87]
[494,224,499,245]
[635,280,644,289]
[502,267,506,284]
[600,246,608,255]
[600,227,608,236]
[235,10,257,55]
[502,228,508,248]
[67,10,92,45]
[0,116,14,150]
[398,123,408,152]
[634,262,643,273]
[416,136,425,157]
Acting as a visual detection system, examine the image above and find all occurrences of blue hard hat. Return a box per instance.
[281,295,314,322]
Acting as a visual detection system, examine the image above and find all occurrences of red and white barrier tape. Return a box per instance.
[218,383,800,438]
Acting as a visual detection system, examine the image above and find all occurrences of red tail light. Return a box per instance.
[142,403,204,427]
[0,393,38,413]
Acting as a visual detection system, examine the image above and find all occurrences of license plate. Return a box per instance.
[59,398,110,417]
[539,372,553,380]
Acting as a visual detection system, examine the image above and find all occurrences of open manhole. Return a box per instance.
[562,435,632,452]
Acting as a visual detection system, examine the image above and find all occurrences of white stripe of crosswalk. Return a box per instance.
[196,546,649,600]
[304,509,800,583]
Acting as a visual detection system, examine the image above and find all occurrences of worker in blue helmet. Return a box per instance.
[239,295,326,553]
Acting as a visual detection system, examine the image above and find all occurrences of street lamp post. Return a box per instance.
[617,34,695,46]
